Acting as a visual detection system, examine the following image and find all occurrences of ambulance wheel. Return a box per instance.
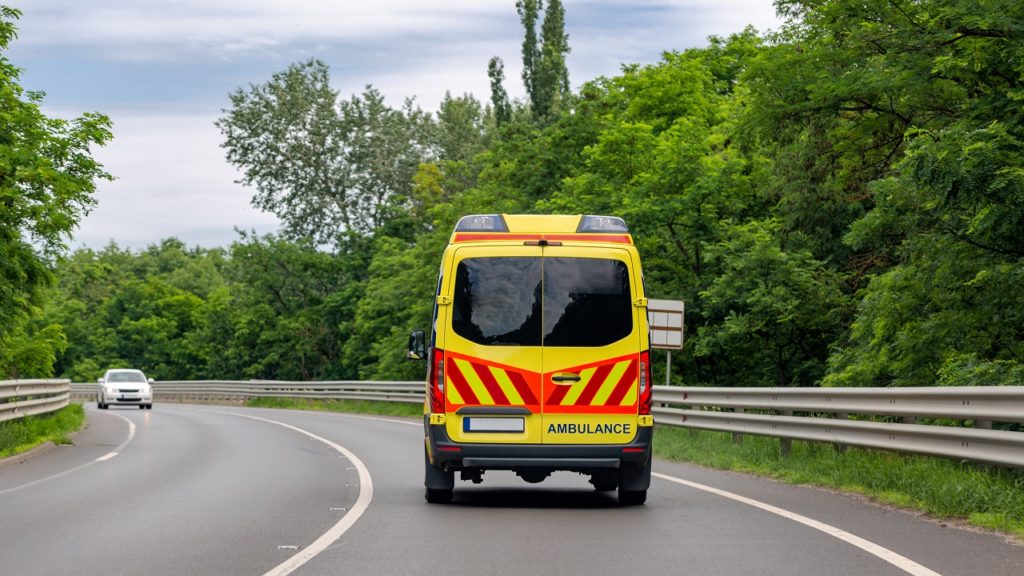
[618,489,647,506]
[424,448,454,504]
[617,457,651,505]
[425,488,453,504]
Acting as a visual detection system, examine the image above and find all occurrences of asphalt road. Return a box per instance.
[1,403,1021,576]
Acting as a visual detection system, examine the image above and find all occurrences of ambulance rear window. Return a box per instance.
[543,258,632,347]
[452,258,542,346]
[452,256,632,347]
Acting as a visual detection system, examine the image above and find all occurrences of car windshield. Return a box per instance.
[108,371,146,383]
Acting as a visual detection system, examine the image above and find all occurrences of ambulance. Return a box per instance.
[408,214,654,505]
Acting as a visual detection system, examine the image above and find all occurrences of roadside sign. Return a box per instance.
[648,299,684,350]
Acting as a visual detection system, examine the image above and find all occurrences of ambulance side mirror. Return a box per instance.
[408,330,426,360]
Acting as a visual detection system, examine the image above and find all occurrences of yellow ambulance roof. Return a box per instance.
[450,214,633,245]
[502,214,582,233]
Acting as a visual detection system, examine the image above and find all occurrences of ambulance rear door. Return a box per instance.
[442,245,545,445]
[540,246,643,445]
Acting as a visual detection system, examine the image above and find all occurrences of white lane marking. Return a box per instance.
[93,414,137,463]
[0,411,136,497]
[653,472,943,576]
[300,411,421,428]
[214,412,374,576]
[213,409,944,575]
[232,406,423,428]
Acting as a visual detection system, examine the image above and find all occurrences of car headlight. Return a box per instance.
[106,386,117,395]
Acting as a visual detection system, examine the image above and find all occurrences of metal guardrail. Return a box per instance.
[652,386,1024,424]
[0,379,71,423]
[70,380,424,405]
[70,380,1024,469]
[652,386,1024,469]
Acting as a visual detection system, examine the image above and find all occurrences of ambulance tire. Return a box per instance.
[617,458,652,506]
[425,487,454,504]
[424,448,454,504]
[618,489,647,506]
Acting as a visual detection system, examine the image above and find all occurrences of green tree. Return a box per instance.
[0,320,67,379]
[487,57,512,127]
[0,6,112,348]
[516,0,571,120]
[755,0,1024,387]
[222,233,357,380]
[516,0,540,110]
[697,220,849,387]
[343,236,438,380]
[541,36,773,385]
[535,0,570,119]
[217,60,432,243]
[43,241,222,380]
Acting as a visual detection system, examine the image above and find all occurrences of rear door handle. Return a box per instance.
[551,373,581,383]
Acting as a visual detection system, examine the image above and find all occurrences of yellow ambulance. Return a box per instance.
[408,214,654,505]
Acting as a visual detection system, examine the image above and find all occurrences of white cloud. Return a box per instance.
[12,1,782,249]
[13,0,508,58]
[73,111,280,249]
[13,1,779,59]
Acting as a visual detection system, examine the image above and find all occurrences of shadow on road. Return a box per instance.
[448,487,624,509]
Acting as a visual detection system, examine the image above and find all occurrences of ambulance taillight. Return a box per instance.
[638,350,652,415]
[429,349,445,413]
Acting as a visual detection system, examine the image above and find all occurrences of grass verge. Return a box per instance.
[246,397,423,418]
[0,403,86,459]
[654,425,1024,540]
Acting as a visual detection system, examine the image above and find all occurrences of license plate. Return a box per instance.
[463,417,524,433]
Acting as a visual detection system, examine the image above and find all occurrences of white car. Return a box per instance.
[97,369,154,410]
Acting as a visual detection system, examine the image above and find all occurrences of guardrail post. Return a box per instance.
[834,412,848,453]
[779,410,792,457]
[732,408,743,444]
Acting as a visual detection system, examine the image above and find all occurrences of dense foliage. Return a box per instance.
[4,1,1022,388]
[0,7,112,378]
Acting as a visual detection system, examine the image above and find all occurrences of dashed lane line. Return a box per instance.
[211,411,374,576]
[0,411,136,497]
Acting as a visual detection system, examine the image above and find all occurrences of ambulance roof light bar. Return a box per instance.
[454,214,509,232]
[577,215,629,233]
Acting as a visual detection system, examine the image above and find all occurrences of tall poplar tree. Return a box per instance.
[487,57,512,127]
[516,0,571,120]
[535,0,570,119]
[516,0,540,109]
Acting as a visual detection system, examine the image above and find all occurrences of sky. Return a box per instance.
[7,1,782,250]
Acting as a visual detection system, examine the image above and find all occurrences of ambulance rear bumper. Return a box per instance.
[425,420,652,471]
[462,457,621,469]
